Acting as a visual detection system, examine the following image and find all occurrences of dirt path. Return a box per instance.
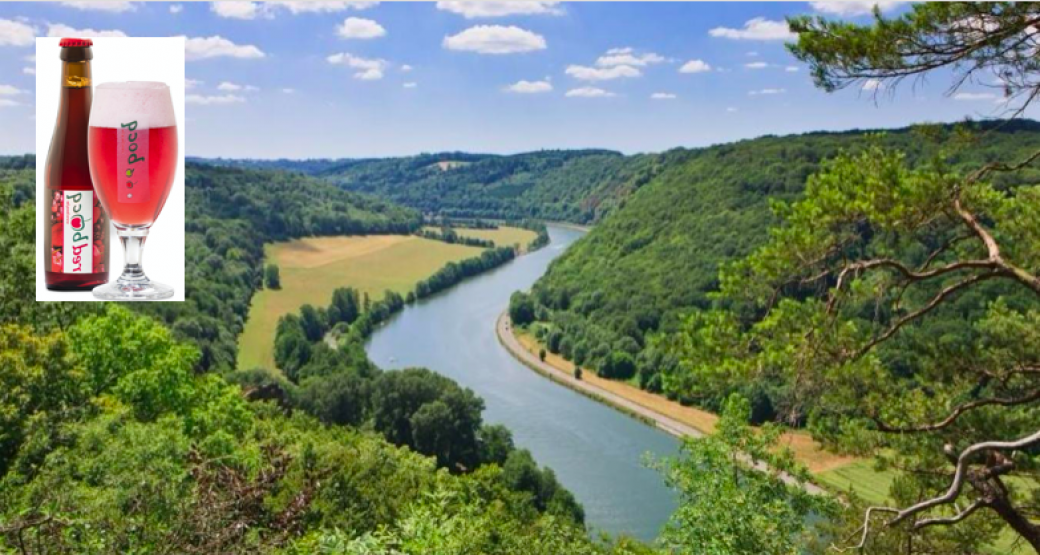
[496,312,828,495]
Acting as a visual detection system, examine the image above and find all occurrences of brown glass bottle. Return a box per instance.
[45,38,109,290]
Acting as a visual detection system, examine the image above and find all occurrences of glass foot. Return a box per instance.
[92,279,174,301]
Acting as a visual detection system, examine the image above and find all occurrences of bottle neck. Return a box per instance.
[61,59,92,90]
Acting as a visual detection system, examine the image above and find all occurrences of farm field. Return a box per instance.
[238,235,483,370]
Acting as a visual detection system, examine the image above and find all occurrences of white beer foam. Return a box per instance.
[90,81,176,129]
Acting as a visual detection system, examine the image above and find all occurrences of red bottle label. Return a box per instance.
[49,190,105,274]
[117,122,150,204]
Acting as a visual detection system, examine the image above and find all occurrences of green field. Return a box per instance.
[422,226,537,250]
[238,234,484,370]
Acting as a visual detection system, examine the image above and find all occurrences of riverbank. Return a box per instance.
[497,313,855,473]
[497,312,837,496]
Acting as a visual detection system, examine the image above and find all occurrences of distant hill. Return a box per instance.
[524,120,1040,400]
[192,150,654,225]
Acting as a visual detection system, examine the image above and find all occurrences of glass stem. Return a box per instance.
[116,225,149,283]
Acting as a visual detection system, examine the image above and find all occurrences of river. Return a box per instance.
[365,224,679,542]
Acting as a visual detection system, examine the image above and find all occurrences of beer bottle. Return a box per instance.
[44,38,109,290]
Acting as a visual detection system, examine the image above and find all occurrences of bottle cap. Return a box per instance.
[59,38,93,48]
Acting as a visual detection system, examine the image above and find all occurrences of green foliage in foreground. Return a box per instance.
[654,395,838,555]
[0,306,629,554]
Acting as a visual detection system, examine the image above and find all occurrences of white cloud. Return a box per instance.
[170,4,183,13]
[745,61,768,69]
[327,52,388,80]
[596,49,665,67]
[505,79,552,93]
[565,86,615,98]
[403,82,417,88]
[25,55,35,62]
[281,88,296,93]
[186,94,246,105]
[436,1,561,19]
[785,65,799,72]
[47,23,127,38]
[810,1,907,17]
[749,88,786,95]
[862,78,884,91]
[400,64,413,72]
[565,64,640,81]
[337,17,386,39]
[270,1,377,13]
[0,85,27,96]
[0,18,35,46]
[211,1,262,19]
[679,59,711,73]
[746,51,759,57]
[218,81,259,92]
[726,107,738,112]
[61,1,137,12]
[184,36,265,61]
[212,1,377,18]
[953,92,999,101]
[443,25,546,54]
[650,92,677,100]
[186,78,202,89]
[709,18,795,41]
[23,67,34,75]
[0,99,20,108]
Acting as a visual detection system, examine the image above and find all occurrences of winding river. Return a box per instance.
[366,225,678,542]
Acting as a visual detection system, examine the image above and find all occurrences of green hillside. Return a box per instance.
[523,121,1040,399]
[316,149,659,224]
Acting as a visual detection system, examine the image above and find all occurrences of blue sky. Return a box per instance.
[2,1,1032,158]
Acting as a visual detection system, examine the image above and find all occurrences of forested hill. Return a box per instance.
[520,120,1040,402]
[196,149,657,225]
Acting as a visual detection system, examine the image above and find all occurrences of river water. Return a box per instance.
[365,225,678,542]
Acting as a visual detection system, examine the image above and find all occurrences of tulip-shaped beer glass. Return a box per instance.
[87,82,177,300]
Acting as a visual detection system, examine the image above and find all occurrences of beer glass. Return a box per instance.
[87,82,178,300]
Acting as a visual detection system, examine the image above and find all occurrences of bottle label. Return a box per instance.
[117,121,150,204]
[57,190,93,274]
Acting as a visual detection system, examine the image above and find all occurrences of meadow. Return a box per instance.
[238,234,483,370]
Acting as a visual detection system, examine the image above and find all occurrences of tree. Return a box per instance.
[299,304,326,342]
[666,142,1040,550]
[539,348,546,362]
[788,3,1040,116]
[297,371,369,426]
[573,366,583,381]
[599,351,636,380]
[328,287,360,326]
[509,291,536,326]
[753,4,1040,549]
[477,424,515,466]
[654,394,836,555]
[264,263,281,289]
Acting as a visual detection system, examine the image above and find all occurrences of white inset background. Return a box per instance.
[35,37,185,302]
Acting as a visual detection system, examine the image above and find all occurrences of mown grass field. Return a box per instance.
[422,226,537,250]
[238,235,483,370]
